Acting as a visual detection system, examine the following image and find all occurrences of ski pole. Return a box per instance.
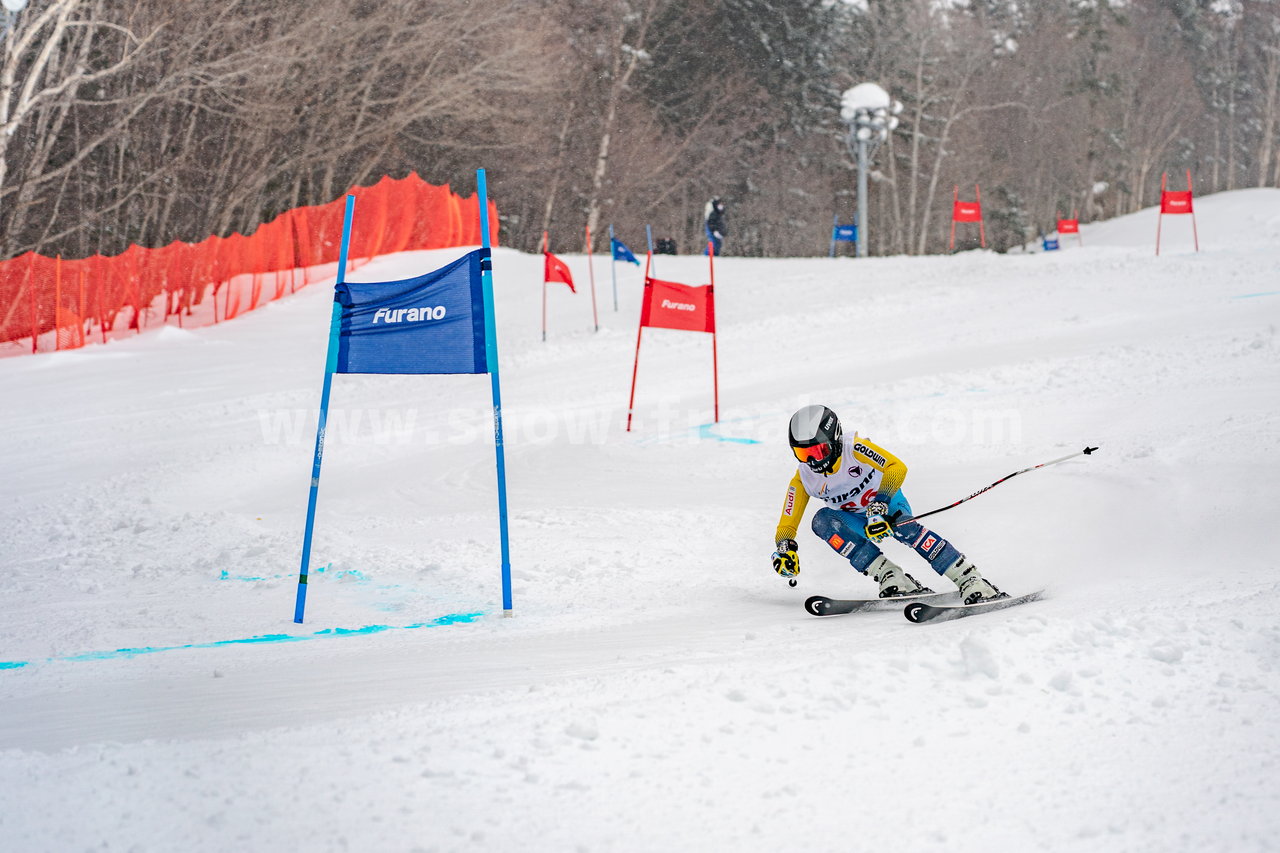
[897,446,1098,527]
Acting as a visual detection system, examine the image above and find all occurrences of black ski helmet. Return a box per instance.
[788,404,842,474]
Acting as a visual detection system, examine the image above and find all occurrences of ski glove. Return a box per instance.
[773,539,800,586]
[864,501,893,543]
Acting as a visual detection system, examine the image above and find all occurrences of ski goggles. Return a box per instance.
[792,442,835,465]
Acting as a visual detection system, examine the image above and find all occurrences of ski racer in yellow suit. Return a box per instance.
[772,405,1003,603]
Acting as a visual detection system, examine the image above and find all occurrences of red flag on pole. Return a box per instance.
[626,247,719,432]
[949,184,986,250]
[1159,190,1193,214]
[640,277,715,333]
[952,200,983,222]
[544,251,576,292]
[1057,209,1081,246]
[1155,170,1199,255]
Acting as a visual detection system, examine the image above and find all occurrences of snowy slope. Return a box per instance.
[1,190,1279,852]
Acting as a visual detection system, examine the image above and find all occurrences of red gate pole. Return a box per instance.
[976,184,987,248]
[585,224,599,333]
[625,326,645,433]
[949,186,958,252]
[625,252,653,433]
[1155,172,1166,256]
[708,243,718,424]
[541,230,549,343]
[1187,169,1200,252]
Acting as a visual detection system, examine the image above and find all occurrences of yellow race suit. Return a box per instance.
[775,434,907,544]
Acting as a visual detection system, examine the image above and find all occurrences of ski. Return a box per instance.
[805,590,961,617]
[902,589,1045,624]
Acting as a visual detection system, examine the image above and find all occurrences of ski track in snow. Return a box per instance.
[1,190,1279,852]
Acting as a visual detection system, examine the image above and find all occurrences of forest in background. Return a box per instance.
[1,0,1277,260]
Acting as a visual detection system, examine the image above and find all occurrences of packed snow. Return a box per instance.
[2,190,1279,852]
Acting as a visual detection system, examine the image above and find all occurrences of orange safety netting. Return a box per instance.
[0,172,498,356]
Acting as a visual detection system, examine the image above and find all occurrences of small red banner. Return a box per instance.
[952,201,983,223]
[1160,191,1194,214]
[544,251,576,292]
[1057,219,1079,234]
[640,277,714,333]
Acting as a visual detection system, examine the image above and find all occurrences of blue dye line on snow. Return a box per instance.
[0,611,485,671]
[1232,291,1280,299]
[218,564,369,584]
[654,390,996,448]
[697,422,762,445]
[220,570,269,581]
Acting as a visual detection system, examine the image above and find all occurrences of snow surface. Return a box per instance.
[2,190,1279,852]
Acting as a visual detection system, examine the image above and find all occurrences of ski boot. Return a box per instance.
[943,556,1004,605]
[867,555,931,598]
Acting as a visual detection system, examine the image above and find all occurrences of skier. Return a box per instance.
[704,197,726,256]
[771,404,1004,603]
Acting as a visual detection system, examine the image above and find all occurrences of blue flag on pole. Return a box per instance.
[334,249,489,375]
[611,238,640,266]
[294,172,511,626]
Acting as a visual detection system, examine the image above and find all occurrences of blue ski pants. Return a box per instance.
[704,224,722,256]
[810,491,962,575]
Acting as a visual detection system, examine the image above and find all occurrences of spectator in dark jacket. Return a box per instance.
[704,198,726,256]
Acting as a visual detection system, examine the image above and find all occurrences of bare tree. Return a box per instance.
[1244,0,1280,186]
[0,0,159,254]
[581,0,660,248]
[2,0,1278,269]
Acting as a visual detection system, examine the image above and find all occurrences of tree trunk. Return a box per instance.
[540,100,576,242]
[1255,39,1279,187]
[584,0,656,252]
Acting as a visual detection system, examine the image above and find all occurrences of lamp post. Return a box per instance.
[840,83,902,258]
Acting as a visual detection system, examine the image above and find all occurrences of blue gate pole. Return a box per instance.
[609,224,619,312]
[477,169,514,614]
[830,214,838,258]
[294,195,356,623]
[645,224,656,275]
